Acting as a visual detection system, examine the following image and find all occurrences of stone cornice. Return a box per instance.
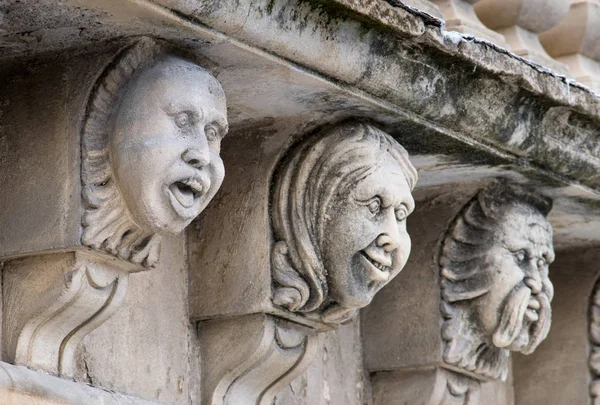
[3,0,596,196]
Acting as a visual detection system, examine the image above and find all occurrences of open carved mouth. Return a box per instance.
[168,178,205,210]
[359,249,392,283]
[524,296,540,322]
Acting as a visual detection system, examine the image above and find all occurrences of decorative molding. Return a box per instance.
[270,122,418,325]
[199,313,319,405]
[440,180,555,380]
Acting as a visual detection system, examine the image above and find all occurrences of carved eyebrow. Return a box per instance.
[164,103,205,121]
[209,117,229,138]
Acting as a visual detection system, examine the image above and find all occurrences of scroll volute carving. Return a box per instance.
[439,180,555,381]
[4,37,229,378]
[200,314,319,405]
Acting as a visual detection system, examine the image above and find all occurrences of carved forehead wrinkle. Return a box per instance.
[497,205,553,248]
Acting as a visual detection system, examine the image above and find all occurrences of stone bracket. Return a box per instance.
[199,313,319,405]
[4,250,131,378]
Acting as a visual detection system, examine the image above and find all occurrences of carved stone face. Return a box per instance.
[110,57,228,234]
[323,154,415,310]
[477,205,555,354]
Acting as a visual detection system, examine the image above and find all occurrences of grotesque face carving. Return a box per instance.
[478,206,554,354]
[81,38,228,267]
[323,154,414,310]
[270,122,417,324]
[440,181,554,380]
[110,57,227,234]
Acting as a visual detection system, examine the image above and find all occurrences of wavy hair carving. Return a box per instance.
[81,37,164,267]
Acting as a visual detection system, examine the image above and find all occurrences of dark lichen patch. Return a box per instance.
[295,0,420,40]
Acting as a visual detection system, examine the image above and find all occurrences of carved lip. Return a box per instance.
[524,297,540,322]
[166,174,211,218]
[359,249,392,283]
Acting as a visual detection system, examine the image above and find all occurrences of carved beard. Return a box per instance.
[82,180,162,267]
[492,283,552,355]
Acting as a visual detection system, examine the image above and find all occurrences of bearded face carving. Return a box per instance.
[440,181,554,380]
[270,122,418,324]
[81,38,228,267]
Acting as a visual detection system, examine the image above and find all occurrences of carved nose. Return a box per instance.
[182,148,210,168]
[524,274,542,295]
[377,210,401,252]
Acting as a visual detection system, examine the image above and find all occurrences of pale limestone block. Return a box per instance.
[80,234,192,404]
[475,0,571,73]
[540,0,600,92]
[371,368,513,405]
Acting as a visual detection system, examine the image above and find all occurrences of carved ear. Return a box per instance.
[271,241,310,311]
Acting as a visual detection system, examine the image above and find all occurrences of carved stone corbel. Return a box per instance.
[199,313,319,405]
[190,121,417,404]
[4,251,130,377]
[363,180,555,404]
[0,36,228,378]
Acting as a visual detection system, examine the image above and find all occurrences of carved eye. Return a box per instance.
[367,198,382,215]
[395,206,408,222]
[515,250,527,263]
[174,112,190,128]
[205,126,218,142]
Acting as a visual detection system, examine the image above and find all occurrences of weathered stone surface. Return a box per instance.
[0,34,230,382]
[363,184,483,373]
[440,181,554,380]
